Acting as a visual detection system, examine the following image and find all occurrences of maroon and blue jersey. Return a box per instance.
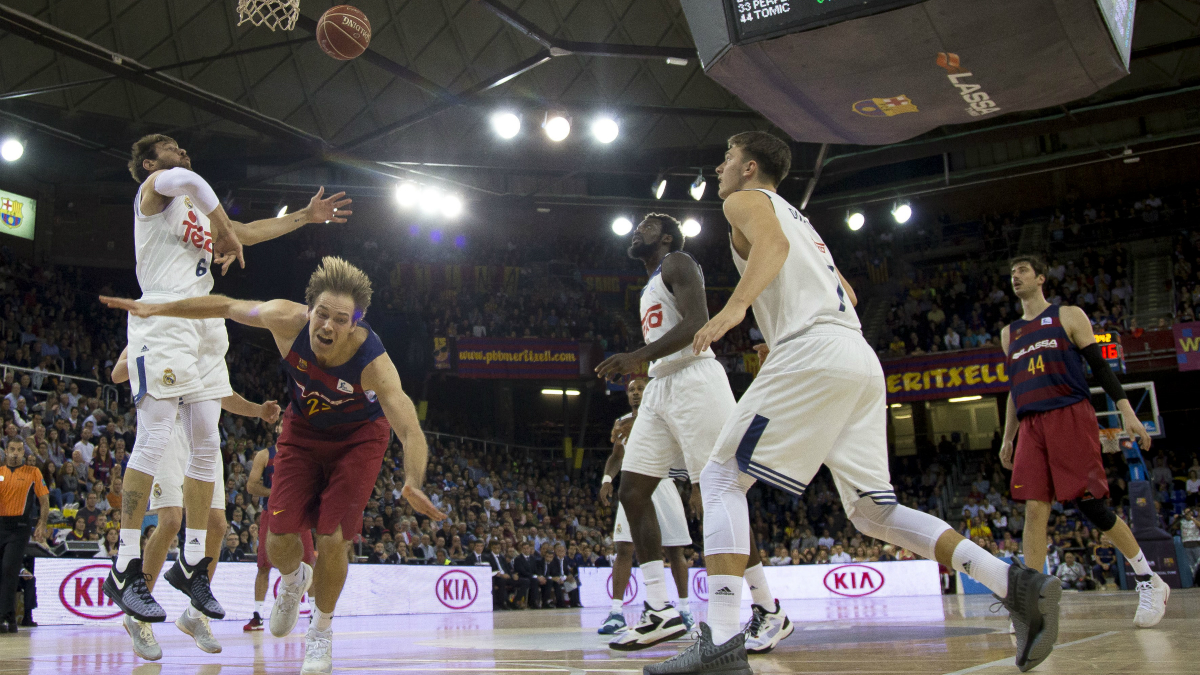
[1006,304,1090,419]
[260,445,276,510]
[281,320,386,431]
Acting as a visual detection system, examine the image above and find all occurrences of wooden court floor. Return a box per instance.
[0,590,1195,674]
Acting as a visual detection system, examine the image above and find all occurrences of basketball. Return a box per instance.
[316,5,371,60]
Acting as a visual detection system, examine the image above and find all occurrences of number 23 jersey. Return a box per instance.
[281,320,386,430]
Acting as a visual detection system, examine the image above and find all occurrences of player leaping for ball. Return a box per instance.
[1000,255,1168,628]
[105,134,352,631]
[102,256,444,675]
[647,132,1062,675]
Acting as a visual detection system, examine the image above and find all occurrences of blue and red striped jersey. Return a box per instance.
[1006,304,1090,419]
[281,320,386,430]
[260,445,276,510]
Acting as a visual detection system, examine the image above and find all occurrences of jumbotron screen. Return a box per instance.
[725,0,928,43]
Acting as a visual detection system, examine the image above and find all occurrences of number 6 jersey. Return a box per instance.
[639,251,715,378]
[132,181,215,298]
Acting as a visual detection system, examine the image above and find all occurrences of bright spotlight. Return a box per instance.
[491,111,521,139]
[441,194,463,219]
[1,139,23,163]
[652,176,667,200]
[420,186,442,214]
[689,171,706,201]
[681,218,701,238]
[892,203,912,224]
[276,204,288,218]
[395,182,418,208]
[543,113,571,142]
[847,211,865,231]
[612,217,633,236]
[591,117,618,144]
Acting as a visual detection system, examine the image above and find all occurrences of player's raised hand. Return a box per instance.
[259,400,282,424]
[306,186,353,224]
[595,352,645,382]
[402,483,447,520]
[610,417,633,445]
[99,296,156,318]
[693,304,747,355]
[212,228,245,275]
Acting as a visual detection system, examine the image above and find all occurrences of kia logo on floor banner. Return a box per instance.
[823,565,885,597]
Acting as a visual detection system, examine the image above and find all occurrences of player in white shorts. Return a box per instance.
[646,132,1063,675]
[104,133,352,633]
[597,213,785,652]
[596,378,695,635]
[111,346,281,660]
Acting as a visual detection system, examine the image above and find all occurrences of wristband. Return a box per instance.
[602,475,613,485]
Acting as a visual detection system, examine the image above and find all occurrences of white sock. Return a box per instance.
[688,596,700,616]
[115,528,142,573]
[313,607,333,631]
[183,528,207,566]
[1127,550,1152,576]
[641,560,669,608]
[255,601,264,615]
[283,564,306,587]
[610,596,624,613]
[743,563,774,608]
[707,575,743,645]
[186,605,204,619]
[951,539,1009,597]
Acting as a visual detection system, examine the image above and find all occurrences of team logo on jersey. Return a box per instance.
[615,522,623,535]
[853,95,918,117]
[152,483,162,499]
[182,211,213,253]
[162,368,176,386]
[297,358,308,372]
[336,379,354,394]
[0,198,23,229]
[365,390,377,403]
[183,196,194,210]
[812,238,826,253]
[1041,317,1053,325]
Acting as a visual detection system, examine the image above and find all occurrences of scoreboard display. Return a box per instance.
[725,0,928,44]
[1093,331,1125,374]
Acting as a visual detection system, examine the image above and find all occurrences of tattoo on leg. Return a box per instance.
[122,489,146,524]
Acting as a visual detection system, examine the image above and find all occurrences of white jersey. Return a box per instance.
[731,189,861,347]
[639,252,714,378]
[133,184,215,299]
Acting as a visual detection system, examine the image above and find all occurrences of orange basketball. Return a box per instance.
[316,5,371,60]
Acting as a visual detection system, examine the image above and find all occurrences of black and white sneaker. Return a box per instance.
[643,622,752,675]
[609,602,688,651]
[997,559,1062,672]
[165,555,225,620]
[103,559,166,623]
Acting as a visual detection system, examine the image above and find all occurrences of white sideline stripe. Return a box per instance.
[941,630,1119,675]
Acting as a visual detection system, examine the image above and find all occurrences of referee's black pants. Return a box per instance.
[0,519,31,621]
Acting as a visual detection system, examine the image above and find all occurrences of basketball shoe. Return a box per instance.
[643,623,752,675]
[244,612,265,631]
[302,623,334,675]
[609,602,688,650]
[176,609,222,653]
[122,615,162,661]
[997,560,1062,672]
[743,599,793,654]
[1133,573,1169,628]
[165,555,225,619]
[271,562,313,637]
[598,611,627,634]
[104,559,165,623]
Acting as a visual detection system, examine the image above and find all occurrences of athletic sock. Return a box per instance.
[313,607,333,632]
[743,563,774,608]
[186,605,204,619]
[610,597,624,613]
[255,601,264,615]
[951,539,1009,597]
[282,564,305,587]
[688,596,700,617]
[183,528,207,566]
[1127,550,1152,576]
[115,528,142,573]
[641,560,669,609]
[707,575,743,645]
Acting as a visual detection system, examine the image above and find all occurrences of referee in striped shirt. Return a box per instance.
[1,438,48,633]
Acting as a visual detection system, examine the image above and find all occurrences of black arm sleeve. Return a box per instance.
[1080,343,1126,402]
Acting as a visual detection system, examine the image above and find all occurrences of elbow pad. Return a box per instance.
[154,167,220,215]
[1080,343,1126,402]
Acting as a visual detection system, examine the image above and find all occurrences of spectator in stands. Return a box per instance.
[829,544,852,564]
[219,532,244,562]
[1056,552,1091,591]
[76,491,102,535]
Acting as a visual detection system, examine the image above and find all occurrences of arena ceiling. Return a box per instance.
[1,0,1200,209]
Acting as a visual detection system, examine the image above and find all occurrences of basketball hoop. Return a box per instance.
[236,0,300,32]
[1099,427,1123,454]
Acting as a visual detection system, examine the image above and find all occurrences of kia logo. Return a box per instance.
[435,570,478,610]
[59,564,122,620]
[605,572,639,605]
[823,564,884,597]
[272,577,313,616]
[691,571,708,601]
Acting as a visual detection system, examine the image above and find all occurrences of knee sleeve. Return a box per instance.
[699,457,754,556]
[1076,498,1118,531]
[849,498,952,562]
[181,399,223,482]
[126,395,180,477]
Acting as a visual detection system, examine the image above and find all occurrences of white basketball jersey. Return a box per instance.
[639,252,714,378]
[133,184,215,298]
[731,189,861,348]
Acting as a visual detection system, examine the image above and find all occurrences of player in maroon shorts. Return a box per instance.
[102,256,445,675]
[1000,255,1168,629]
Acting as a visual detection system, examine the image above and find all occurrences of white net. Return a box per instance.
[236,0,300,32]
[1099,427,1123,454]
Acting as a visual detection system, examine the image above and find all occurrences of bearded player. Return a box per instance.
[105,134,351,629]
[597,376,696,636]
[102,256,443,675]
[647,132,1062,675]
[1000,255,1168,628]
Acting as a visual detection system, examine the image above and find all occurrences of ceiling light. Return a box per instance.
[948,395,983,403]
[591,117,618,143]
[543,112,571,142]
[441,194,463,219]
[681,218,701,238]
[889,403,902,408]
[541,389,581,396]
[665,57,688,66]
[1,139,24,163]
[276,204,288,218]
[420,186,442,214]
[892,202,912,224]
[395,182,418,208]
[689,170,706,201]
[652,176,667,200]
[847,211,865,231]
[612,217,633,236]
[491,111,521,139]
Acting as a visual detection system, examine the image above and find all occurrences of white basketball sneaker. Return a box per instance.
[302,624,334,675]
[1133,573,1169,628]
[608,602,688,650]
[743,599,794,654]
[270,562,312,637]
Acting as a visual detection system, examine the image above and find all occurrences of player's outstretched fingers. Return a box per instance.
[403,485,447,520]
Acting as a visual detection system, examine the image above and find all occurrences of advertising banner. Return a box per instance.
[35,560,491,626]
[455,338,579,379]
[579,560,940,607]
[882,349,1010,403]
[1173,321,1200,371]
[0,189,36,241]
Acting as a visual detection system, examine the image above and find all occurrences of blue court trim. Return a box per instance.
[134,355,148,403]
[734,414,770,472]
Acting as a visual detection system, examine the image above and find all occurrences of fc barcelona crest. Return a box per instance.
[0,198,22,229]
